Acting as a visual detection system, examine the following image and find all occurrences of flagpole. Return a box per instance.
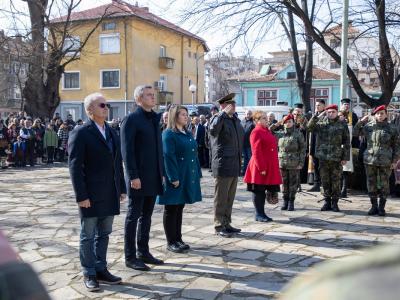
[340,0,354,173]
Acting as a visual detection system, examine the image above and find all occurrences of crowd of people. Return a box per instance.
[0,111,122,169]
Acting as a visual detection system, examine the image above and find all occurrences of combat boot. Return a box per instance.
[378,197,387,216]
[331,198,340,212]
[287,196,295,211]
[368,197,379,216]
[308,183,320,192]
[321,198,332,211]
[281,195,289,210]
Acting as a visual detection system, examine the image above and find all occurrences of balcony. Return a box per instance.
[159,56,175,69]
[158,91,174,105]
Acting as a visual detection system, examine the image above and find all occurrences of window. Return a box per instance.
[188,51,191,58]
[99,34,120,54]
[257,90,277,106]
[369,58,374,67]
[287,71,296,79]
[188,79,192,87]
[160,45,166,57]
[188,39,192,47]
[362,58,368,67]
[102,22,116,31]
[101,70,120,88]
[330,61,340,69]
[108,106,119,121]
[63,71,80,89]
[194,53,197,59]
[63,36,80,56]
[159,74,167,91]
[14,85,21,99]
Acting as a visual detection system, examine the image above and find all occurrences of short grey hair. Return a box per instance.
[267,112,275,117]
[134,85,153,102]
[84,92,104,112]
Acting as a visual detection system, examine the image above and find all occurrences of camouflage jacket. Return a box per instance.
[353,119,400,167]
[272,126,306,169]
[307,115,350,162]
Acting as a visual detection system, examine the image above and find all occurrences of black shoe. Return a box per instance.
[125,259,150,271]
[255,215,273,222]
[308,184,320,192]
[83,276,100,292]
[331,199,340,212]
[281,198,289,210]
[287,200,295,211]
[96,269,121,285]
[368,198,379,215]
[321,198,332,211]
[226,225,241,233]
[176,240,190,250]
[215,228,233,238]
[167,242,184,253]
[137,253,164,265]
[378,198,387,216]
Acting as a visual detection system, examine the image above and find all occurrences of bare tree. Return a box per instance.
[3,0,115,118]
[281,0,400,107]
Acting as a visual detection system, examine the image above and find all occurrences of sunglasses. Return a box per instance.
[99,103,111,109]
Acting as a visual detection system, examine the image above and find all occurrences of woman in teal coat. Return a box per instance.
[157,105,202,253]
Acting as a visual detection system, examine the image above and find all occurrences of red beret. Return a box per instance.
[325,104,338,111]
[282,114,294,124]
[372,105,387,115]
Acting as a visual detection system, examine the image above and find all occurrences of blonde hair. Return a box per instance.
[167,105,188,131]
[253,110,266,122]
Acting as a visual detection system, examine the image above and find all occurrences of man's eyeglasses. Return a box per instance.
[99,103,111,109]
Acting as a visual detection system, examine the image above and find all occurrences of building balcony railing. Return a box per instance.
[159,56,175,69]
[158,91,173,105]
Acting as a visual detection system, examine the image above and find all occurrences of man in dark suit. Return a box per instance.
[192,115,206,167]
[121,85,164,271]
[68,93,126,292]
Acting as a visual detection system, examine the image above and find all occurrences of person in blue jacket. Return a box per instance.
[157,105,202,253]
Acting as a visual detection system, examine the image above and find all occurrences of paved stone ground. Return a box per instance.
[1,164,400,300]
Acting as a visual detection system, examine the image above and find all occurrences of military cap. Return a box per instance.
[341,98,352,104]
[372,105,387,115]
[216,93,236,104]
[282,114,294,124]
[293,103,304,109]
[325,104,338,111]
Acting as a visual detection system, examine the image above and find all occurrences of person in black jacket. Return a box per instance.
[210,93,244,237]
[68,93,126,292]
[241,110,255,175]
[121,85,164,271]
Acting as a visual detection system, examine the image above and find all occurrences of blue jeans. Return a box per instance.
[242,147,252,175]
[80,216,114,276]
[124,196,156,262]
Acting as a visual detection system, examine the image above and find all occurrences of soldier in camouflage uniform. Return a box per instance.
[307,104,350,212]
[271,114,306,211]
[353,105,400,216]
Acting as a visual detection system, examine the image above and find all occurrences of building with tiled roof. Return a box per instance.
[55,0,209,120]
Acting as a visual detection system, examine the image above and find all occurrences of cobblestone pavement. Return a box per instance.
[1,165,400,299]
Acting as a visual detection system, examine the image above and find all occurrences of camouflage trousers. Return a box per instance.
[280,168,299,199]
[365,165,392,198]
[319,160,342,199]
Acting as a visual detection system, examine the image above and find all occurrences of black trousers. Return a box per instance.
[25,140,35,166]
[46,146,55,163]
[124,195,156,262]
[163,204,185,244]
[252,191,266,218]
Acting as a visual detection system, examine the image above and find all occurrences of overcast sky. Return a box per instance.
[0,0,290,58]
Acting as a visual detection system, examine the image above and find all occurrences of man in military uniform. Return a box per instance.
[270,114,306,211]
[353,105,400,216]
[209,93,244,237]
[307,104,350,212]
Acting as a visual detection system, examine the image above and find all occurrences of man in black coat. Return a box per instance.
[241,110,255,175]
[210,93,244,237]
[192,115,207,167]
[68,93,126,292]
[121,85,164,271]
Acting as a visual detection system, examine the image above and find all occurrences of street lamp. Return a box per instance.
[189,84,197,108]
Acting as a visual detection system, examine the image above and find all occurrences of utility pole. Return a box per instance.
[339,0,349,99]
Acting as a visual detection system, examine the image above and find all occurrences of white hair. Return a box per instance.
[267,112,275,117]
[84,92,104,112]
[134,85,153,102]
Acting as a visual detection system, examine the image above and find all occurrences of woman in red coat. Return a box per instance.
[244,111,282,222]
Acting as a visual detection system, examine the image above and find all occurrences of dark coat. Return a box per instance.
[209,111,244,177]
[195,123,206,147]
[241,118,255,148]
[157,129,202,205]
[68,119,126,218]
[120,106,163,197]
